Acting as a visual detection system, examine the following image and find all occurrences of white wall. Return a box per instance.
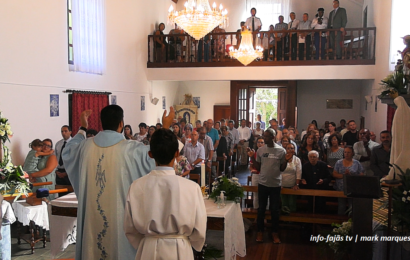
[0,0,176,164]
[177,81,231,121]
[296,80,363,131]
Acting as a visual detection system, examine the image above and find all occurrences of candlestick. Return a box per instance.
[201,160,205,187]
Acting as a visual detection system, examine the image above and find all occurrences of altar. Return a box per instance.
[50,193,246,259]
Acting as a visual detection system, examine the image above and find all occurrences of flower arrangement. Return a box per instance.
[327,219,353,259]
[0,111,13,143]
[0,111,30,200]
[391,166,410,233]
[209,176,244,202]
[379,70,410,96]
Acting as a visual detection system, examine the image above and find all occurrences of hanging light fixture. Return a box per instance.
[168,0,228,40]
[229,30,263,66]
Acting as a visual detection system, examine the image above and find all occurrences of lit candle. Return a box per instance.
[168,5,174,13]
[201,160,205,187]
[213,2,216,11]
[219,4,223,10]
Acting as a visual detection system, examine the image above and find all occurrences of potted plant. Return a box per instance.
[379,69,410,97]
[0,111,30,200]
[209,176,244,202]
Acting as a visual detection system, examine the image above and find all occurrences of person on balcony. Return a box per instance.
[297,13,312,60]
[287,12,300,60]
[245,7,262,49]
[311,8,328,60]
[274,15,288,61]
[328,0,347,59]
[154,23,167,63]
[169,23,184,62]
[261,25,275,61]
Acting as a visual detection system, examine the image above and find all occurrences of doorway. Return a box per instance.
[230,81,297,128]
[249,88,278,128]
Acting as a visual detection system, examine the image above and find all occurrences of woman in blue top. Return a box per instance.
[332,146,364,215]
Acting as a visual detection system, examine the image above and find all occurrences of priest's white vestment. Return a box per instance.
[63,130,155,260]
[124,167,207,260]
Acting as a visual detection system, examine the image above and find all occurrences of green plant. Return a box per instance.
[209,176,244,202]
[379,70,410,96]
[391,165,410,233]
[324,219,353,260]
[0,111,30,200]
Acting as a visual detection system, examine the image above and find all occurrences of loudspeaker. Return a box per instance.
[151,97,159,105]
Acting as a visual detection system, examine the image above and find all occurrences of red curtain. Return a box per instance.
[71,93,109,136]
[387,105,396,132]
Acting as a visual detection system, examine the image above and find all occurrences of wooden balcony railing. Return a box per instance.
[147,27,375,68]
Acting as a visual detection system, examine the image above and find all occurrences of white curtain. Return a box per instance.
[246,0,292,30]
[71,0,106,74]
[389,0,410,71]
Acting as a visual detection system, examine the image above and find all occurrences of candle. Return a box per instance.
[201,160,205,187]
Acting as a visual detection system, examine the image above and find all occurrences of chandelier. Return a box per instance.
[168,0,228,40]
[229,30,263,66]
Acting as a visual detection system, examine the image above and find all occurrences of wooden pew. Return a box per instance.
[241,185,349,225]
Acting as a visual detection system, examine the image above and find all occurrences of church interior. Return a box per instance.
[1,0,410,259]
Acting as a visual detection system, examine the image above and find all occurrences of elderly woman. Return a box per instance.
[29,138,58,200]
[300,150,331,213]
[281,143,302,213]
[333,146,364,215]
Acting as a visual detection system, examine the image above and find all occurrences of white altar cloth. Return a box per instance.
[12,201,49,230]
[49,193,77,258]
[204,199,246,260]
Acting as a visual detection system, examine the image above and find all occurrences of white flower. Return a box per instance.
[0,130,5,136]
[6,130,12,136]
[232,177,239,181]
[218,176,223,179]
[403,197,406,202]
[407,196,410,201]
[4,124,10,131]
[404,191,408,195]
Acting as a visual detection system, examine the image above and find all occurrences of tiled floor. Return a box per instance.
[8,166,251,260]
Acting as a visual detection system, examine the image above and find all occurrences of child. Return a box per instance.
[23,139,54,174]
[124,128,207,260]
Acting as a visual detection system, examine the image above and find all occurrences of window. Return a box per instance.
[389,0,410,71]
[68,0,106,74]
[246,0,291,29]
[67,0,73,65]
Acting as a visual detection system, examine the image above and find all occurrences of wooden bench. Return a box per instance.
[241,185,349,225]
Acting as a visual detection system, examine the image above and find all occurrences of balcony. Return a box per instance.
[147,27,376,68]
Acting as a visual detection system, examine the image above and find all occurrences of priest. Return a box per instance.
[124,128,207,260]
[63,105,174,260]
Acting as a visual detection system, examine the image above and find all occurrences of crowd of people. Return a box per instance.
[21,104,392,251]
[154,0,348,62]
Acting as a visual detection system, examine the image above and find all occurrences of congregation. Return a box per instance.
[154,0,348,62]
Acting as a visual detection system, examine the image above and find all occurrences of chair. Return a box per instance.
[189,174,201,185]
[216,156,226,176]
[245,176,253,208]
[231,148,238,176]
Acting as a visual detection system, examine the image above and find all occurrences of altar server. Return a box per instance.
[124,128,207,260]
[63,105,174,260]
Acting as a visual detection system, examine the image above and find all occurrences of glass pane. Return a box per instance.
[69,47,73,61]
[69,30,73,44]
[239,89,243,99]
[68,0,71,10]
[68,13,72,27]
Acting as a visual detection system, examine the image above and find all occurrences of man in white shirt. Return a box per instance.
[311,7,328,60]
[353,129,379,176]
[288,12,300,60]
[297,13,312,60]
[238,119,251,167]
[55,125,72,195]
[245,7,262,48]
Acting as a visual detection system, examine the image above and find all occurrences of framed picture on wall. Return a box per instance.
[141,96,145,111]
[162,96,166,109]
[111,95,117,105]
[193,97,200,108]
[50,94,59,117]
[326,99,353,109]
